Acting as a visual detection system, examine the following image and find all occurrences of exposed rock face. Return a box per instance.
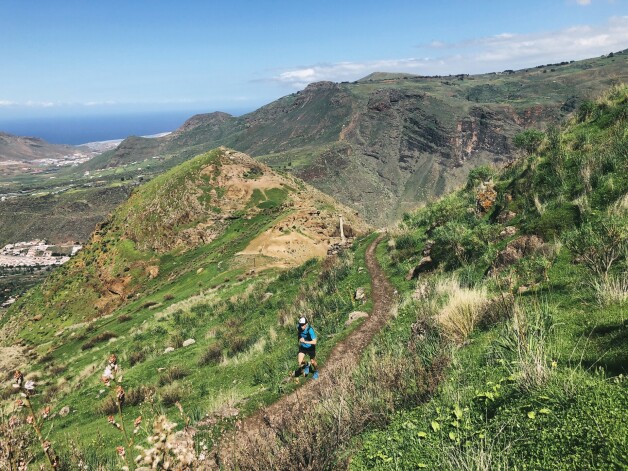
[476,181,498,213]
[497,210,517,223]
[406,256,435,280]
[24,53,624,237]
[500,226,517,238]
[493,235,545,269]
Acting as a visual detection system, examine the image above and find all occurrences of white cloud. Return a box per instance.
[84,100,117,106]
[576,0,592,5]
[25,100,55,108]
[0,100,16,107]
[273,16,628,87]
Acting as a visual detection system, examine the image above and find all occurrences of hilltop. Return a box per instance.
[0,146,374,467]
[2,147,367,333]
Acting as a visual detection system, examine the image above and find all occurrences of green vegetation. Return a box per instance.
[349,84,628,470]
[2,78,626,469]
[1,148,373,468]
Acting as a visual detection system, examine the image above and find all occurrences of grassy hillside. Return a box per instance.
[200,84,627,471]
[0,148,373,468]
[345,85,627,469]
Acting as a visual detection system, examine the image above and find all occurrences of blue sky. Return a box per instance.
[1,0,627,119]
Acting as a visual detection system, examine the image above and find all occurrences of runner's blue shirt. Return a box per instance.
[298,325,316,348]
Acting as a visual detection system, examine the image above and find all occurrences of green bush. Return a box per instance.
[81,331,117,350]
[565,215,627,277]
[466,165,495,190]
[158,365,190,386]
[528,204,580,239]
[514,129,545,155]
[431,221,493,269]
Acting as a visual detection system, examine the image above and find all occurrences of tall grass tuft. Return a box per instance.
[496,300,554,392]
[591,273,628,306]
[445,437,511,471]
[435,277,488,344]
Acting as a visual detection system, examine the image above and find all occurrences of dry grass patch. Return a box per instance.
[592,274,628,306]
[435,277,488,344]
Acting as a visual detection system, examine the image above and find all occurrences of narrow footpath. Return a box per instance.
[215,233,396,466]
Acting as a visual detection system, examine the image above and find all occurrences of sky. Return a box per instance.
[1,0,627,120]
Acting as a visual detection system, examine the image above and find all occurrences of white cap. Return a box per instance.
[298,317,307,324]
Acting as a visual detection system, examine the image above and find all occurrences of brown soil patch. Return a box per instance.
[214,233,395,466]
[238,228,328,268]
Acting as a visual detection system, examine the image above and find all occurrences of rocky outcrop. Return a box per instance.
[492,235,545,270]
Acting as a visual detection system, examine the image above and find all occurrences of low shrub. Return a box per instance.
[160,383,184,406]
[129,349,146,366]
[168,332,184,349]
[198,342,223,366]
[96,386,153,415]
[565,216,627,278]
[81,331,117,350]
[158,366,190,386]
[478,292,516,329]
[227,334,255,357]
[435,278,488,344]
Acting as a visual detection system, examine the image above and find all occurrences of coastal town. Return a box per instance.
[0,240,82,307]
[0,239,82,267]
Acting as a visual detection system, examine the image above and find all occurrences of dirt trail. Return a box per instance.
[215,233,396,465]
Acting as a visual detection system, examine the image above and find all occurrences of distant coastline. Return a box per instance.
[0,109,248,145]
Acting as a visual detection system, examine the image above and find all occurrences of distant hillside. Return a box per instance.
[83,51,628,226]
[0,132,81,163]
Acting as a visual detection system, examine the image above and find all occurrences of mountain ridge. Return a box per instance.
[82,51,628,226]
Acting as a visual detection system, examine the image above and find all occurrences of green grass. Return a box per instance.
[2,145,376,466]
[348,85,628,470]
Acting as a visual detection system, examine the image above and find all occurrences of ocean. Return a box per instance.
[0,109,248,145]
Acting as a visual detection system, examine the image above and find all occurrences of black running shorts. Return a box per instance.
[298,345,316,359]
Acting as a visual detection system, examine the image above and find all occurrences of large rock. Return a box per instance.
[497,210,517,223]
[182,339,196,347]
